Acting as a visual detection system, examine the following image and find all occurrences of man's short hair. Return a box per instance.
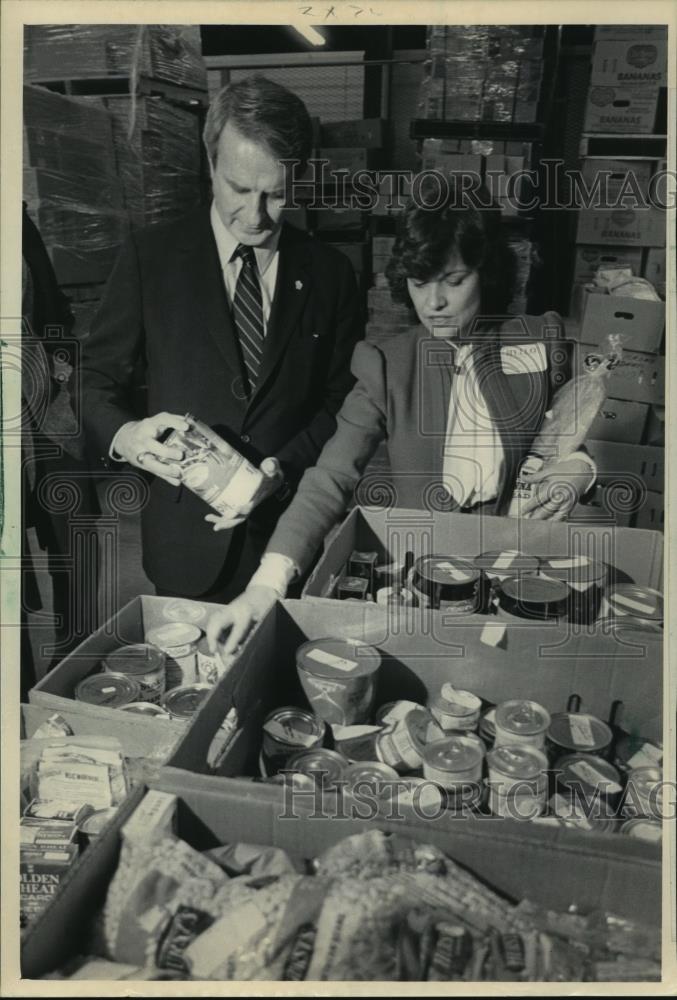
[203,74,313,169]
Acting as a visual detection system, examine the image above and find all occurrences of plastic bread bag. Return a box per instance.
[509,334,623,517]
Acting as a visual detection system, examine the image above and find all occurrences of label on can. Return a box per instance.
[569,715,596,748]
[570,760,622,793]
[306,648,358,673]
[263,719,319,748]
[435,561,473,582]
[627,743,663,771]
[493,550,518,571]
[377,721,424,770]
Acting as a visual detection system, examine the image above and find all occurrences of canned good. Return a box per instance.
[478,707,496,746]
[78,807,117,841]
[547,792,617,834]
[474,550,540,582]
[285,748,346,790]
[547,713,613,759]
[347,550,378,594]
[614,733,662,774]
[120,702,170,718]
[539,557,608,625]
[161,683,212,721]
[336,576,370,601]
[161,599,207,624]
[495,576,569,622]
[75,672,140,708]
[429,684,482,732]
[102,643,166,704]
[555,753,623,807]
[146,622,201,687]
[494,700,551,749]
[332,725,382,763]
[196,635,226,686]
[422,735,485,789]
[296,638,381,726]
[262,707,326,771]
[619,817,662,843]
[622,766,663,820]
[374,700,420,727]
[602,585,663,630]
[486,744,549,820]
[342,761,400,807]
[376,706,438,773]
[31,714,73,739]
[410,556,481,614]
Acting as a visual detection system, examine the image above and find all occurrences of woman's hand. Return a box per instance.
[205,457,283,531]
[519,455,594,522]
[206,585,278,655]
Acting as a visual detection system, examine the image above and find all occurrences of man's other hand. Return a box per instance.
[206,585,278,655]
[114,413,190,485]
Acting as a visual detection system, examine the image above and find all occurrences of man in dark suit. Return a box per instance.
[80,76,363,601]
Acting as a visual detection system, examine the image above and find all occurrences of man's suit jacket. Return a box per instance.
[268,312,574,572]
[80,208,363,594]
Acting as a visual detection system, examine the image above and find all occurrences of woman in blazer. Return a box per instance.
[206,178,596,650]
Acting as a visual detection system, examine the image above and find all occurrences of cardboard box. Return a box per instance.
[594,26,667,41]
[588,397,649,444]
[591,38,667,87]
[571,284,665,353]
[572,246,644,286]
[576,205,665,247]
[584,84,660,135]
[573,342,664,405]
[643,247,666,296]
[28,596,233,761]
[568,485,633,528]
[320,118,385,149]
[20,778,661,979]
[580,157,653,199]
[587,440,664,493]
[634,490,664,532]
[645,404,665,446]
[303,507,664,601]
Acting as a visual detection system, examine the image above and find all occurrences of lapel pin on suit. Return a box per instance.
[295,279,303,290]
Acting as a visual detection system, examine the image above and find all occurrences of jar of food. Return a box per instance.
[161,683,212,722]
[146,622,201,687]
[546,712,613,760]
[621,766,663,820]
[494,700,551,749]
[495,576,569,622]
[486,744,549,820]
[555,753,623,810]
[601,584,663,631]
[261,707,326,772]
[296,638,381,726]
[410,556,481,614]
[429,684,482,732]
[422,734,485,790]
[75,672,140,709]
[539,557,608,625]
[102,643,166,704]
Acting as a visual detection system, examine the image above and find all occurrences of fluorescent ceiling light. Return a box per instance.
[292,24,326,46]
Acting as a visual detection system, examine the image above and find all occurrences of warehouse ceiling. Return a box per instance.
[200,25,427,56]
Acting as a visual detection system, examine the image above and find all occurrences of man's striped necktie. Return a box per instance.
[232,242,264,395]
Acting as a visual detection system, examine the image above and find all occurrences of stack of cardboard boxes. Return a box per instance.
[571,26,666,531]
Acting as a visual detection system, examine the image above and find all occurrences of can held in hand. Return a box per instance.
[161,683,212,722]
[262,707,326,772]
[296,638,381,726]
[410,556,481,614]
[555,753,623,811]
[102,643,166,704]
[429,684,482,733]
[75,672,140,708]
[622,766,663,820]
[495,576,569,622]
[494,700,551,749]
[486,744,548,820]
[539,557,608,625]
[422,734,485,790]
[146,622,201,687]
[547,712,613,760]
[601,584,663,630]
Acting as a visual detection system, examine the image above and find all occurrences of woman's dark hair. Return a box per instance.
[204,74,313,169]
[385,174,518,317]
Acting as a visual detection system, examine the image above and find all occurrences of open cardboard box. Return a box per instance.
[301,506,664,602]
[162,598,662,860]
[27,596,232,761]
[21,779,661,980]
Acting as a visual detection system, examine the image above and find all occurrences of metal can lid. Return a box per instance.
[263,707,325,745]
[606,585,663,622]
[474,550,540,575]
[296,638,381,679]
[556,753,622,792]
[161,683,211,720]
[120,702,170,717]
[433,685,482,718]
[415,555,480,587]
[499,576,569,605]
[620,817,662,842]
[286,748,346,783]
[487,744,548,779]
[146,622,202,649]
[547,713,613,752]
[423,735,485,773]
[103,643,165,677]
[495,700,551,736]
[161,599,207,623]
[540,556,607,585]
[343,761,399,790]
[75,672,140,707]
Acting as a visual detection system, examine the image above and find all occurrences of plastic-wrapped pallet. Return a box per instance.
[24,24,207,92]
